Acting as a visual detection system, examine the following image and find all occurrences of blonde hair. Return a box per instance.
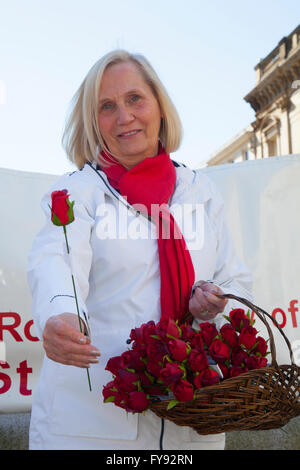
[62,50,182,169]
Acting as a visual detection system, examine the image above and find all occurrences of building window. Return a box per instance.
[267,136,277,157]
[244,149,250,160]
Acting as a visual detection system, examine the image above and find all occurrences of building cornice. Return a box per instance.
[206,126,253,166]
[244,25,300,114]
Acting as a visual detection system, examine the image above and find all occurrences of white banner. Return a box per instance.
[0,155,299,412]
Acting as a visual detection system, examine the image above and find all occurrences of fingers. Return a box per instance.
[189,282,228,321]
[43,314,101,368]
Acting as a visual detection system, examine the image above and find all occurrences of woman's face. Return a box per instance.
[97,61,162,168]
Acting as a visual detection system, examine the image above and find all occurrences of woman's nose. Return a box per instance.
[117,105,134,125]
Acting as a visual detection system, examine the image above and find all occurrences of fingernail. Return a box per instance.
[79,337,87,344]
[89,358,99,364]
[91,349,101,356]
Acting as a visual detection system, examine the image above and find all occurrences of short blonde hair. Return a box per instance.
[62,50,182,169]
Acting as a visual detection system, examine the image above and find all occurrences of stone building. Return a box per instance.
[207,24,300,166]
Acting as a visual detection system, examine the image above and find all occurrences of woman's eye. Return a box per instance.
[130,94,140,103]
[101,102,114,111]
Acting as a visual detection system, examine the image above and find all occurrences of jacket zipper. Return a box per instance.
[88,162,166,449]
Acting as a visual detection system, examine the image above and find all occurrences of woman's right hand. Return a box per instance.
[42,313,101,368]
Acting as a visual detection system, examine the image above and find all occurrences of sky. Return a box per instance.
[0,0,299,175]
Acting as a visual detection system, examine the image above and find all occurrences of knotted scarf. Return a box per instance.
[99,147,195,322]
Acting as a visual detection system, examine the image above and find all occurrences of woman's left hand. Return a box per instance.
[189,281,228,321]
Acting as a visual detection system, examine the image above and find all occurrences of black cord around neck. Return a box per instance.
[159,419,164,450]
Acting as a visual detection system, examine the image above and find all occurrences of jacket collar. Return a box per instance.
[83,160,212,209]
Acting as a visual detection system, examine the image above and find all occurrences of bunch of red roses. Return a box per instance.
[103,308,269,413]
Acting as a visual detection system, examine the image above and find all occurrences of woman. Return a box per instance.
[27,50,252,450]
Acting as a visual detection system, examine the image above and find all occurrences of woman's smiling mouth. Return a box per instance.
[118,129,142,138]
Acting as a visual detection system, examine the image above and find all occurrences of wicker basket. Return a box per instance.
[149,294,300,435]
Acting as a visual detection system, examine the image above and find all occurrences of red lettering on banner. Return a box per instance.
[288,300,298,328]
[0,361,12,394]
[0,313,40,342]
[249,300,299,330]
[272,308,287,328]
[0,312,23,342]
[17,360,32,396]
[0,360,33,395]
[24,320,39,342]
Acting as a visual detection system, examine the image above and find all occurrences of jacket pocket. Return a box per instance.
[49,331,138,440]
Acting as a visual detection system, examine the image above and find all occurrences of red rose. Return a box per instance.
[102,380,118,401]
[188,349,209,372]
[257,357,268,368]
[127,391,150,412]
[156,318,180,340]
[147,340,168,363]
[146,359,163,378]
[220,324,238,348]
[199,322,218,347]
[189,332,204,351]
[208,339,231,364]
[253,336,268,356]
[180,323,196,342]
[159,362,184,386]
[129,321,156,349]
[171,379,194,402]
[239,326,258,350]
[168,338,190,362]
[229,366,247,378]
[102,380,128,406]
[229,309,250,332]
[105,355,124,375]
[115,369,139,392]
[121,350,145,371]
[231,347,248,366]
[194,368,220,388]
[219,363,230,379]
[245,355,261,370]
[51,189,74,226]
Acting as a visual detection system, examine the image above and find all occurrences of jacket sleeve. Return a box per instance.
[195,176,253,331]
[26,173,94,340]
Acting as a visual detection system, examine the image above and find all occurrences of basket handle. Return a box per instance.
[182,293,295,367]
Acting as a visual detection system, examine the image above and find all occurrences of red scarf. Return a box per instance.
[99,147,195,322]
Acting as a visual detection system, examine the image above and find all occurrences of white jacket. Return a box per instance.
[27,160,252,450]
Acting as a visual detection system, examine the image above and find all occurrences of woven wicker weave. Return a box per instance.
[150,294,300,435]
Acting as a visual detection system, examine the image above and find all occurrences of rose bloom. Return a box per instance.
[231,346,248,367]
[180,323,196,342]
[105,355,124,375]
[188,349,209,372]
[229,366,247,378]
[51,189,74,226]
[220,323,238,348]
[208,339,231,364]
[229,308,250,332]
[245,355,261,370]
[168,338,190,362]
[194,368,220,388]
[121,349,146,371]
[146,359,163,378]
[253,336,268,356]
[156,318,180,340]
[127,391,150,412]
[239,326,258,350]
[159,362,184,386]
[147,340,168,363]
[115,369,139,392]
[171,379,194,402]
[199,322,218,347]
[188,332,204,351]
